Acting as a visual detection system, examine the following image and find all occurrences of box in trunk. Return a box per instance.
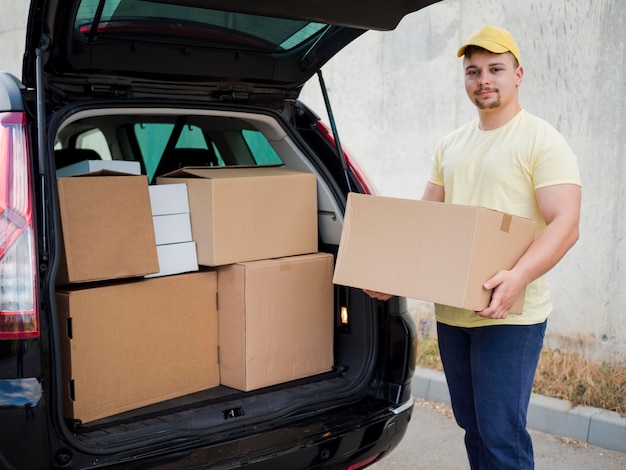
[217,253,334,391]
[56,272,219,423]
[156,166,318,266]
[56,174,159,284]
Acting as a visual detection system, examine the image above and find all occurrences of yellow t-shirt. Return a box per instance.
[428,109,581,327]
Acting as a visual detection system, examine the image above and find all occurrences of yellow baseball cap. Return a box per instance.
[457,25,521,65]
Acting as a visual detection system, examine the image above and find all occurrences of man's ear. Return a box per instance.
[516,66,524,87]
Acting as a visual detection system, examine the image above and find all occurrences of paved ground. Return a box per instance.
[369,399,626,469]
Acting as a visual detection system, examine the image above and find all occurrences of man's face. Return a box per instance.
[463,50,523,111]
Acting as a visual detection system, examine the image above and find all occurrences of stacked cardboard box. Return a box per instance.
[55,164,336,421]
[217,253,334,391]
[56,173,159,284]
[147,183,199,278]
[156,166,335,391]
[56,272,219,424]
[156,166,318,266]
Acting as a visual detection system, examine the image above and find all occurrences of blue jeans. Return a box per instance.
[437,320,547,470]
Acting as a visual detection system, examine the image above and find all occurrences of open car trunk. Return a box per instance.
[11,0,430,464]
[44,100,393,455]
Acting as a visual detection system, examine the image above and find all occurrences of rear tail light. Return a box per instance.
[347,452,382,469]
[315,120,378,195]
[0,112,38,339]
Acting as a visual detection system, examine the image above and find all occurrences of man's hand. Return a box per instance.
[363,289,393,301]
[476,183,581,320]
[476,269,526,319]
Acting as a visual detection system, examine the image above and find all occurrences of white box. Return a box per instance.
[152,213,193,245]
[148,184,190,216]
[56,160,141,177]
[146,242,199,278]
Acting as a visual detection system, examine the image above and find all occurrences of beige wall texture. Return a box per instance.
[301,0,626,361]
[1,1,625,360]
[0,2,30,77]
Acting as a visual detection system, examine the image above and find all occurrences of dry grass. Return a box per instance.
[534,347,626,415]
[415,331,626,416]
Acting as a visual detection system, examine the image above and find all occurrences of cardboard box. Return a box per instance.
[148,183,190,215]
[56,175,159,284]
[56,159,141,177]
[217,253,334,391]
[152,213,193,245]
[333,193,537,313]
[146,242,199,278]
[156,166,318,266]
[56,272,219,423]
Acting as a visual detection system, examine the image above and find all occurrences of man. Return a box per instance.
[368,25,581,469]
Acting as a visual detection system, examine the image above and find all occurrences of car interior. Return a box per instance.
[50,106,381,445]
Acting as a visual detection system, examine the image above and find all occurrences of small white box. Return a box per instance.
[152,213,193,245]
[56,160,141,177]
[146,242,199,278]
[148,184,190,216]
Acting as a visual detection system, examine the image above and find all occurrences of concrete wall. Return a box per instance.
[1,1,624,360]
[0,1,30,77]
[299,0,626,360]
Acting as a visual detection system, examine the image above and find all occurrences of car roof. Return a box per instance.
[23,0,440,91]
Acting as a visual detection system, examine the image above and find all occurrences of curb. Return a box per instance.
[412,367,626,454]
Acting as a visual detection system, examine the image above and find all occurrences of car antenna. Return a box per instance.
[317,70,353,193]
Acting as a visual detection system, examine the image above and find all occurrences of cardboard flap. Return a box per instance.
[160,164,285,179]
[60,169,143,178]
[159,167,217,178]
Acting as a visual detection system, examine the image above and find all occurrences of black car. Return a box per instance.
[0,1,438,468]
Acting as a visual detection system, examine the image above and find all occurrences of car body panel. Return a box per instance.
[23,0,440,90]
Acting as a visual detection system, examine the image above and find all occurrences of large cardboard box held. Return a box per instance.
[333,193,537,313]
[156,166,318,266]
[56,272,219,423]
[56,174,159,283]
[217,253,334,391]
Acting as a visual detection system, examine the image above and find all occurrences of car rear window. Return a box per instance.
[134,123,282,181]
[75,0,327,52]
[135,123,223,180]
[54,114,284,181]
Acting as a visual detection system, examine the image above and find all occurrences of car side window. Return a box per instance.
[54,128,113,160]
[242,130,282,165]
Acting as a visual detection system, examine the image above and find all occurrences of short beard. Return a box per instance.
[474,90,500,109]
